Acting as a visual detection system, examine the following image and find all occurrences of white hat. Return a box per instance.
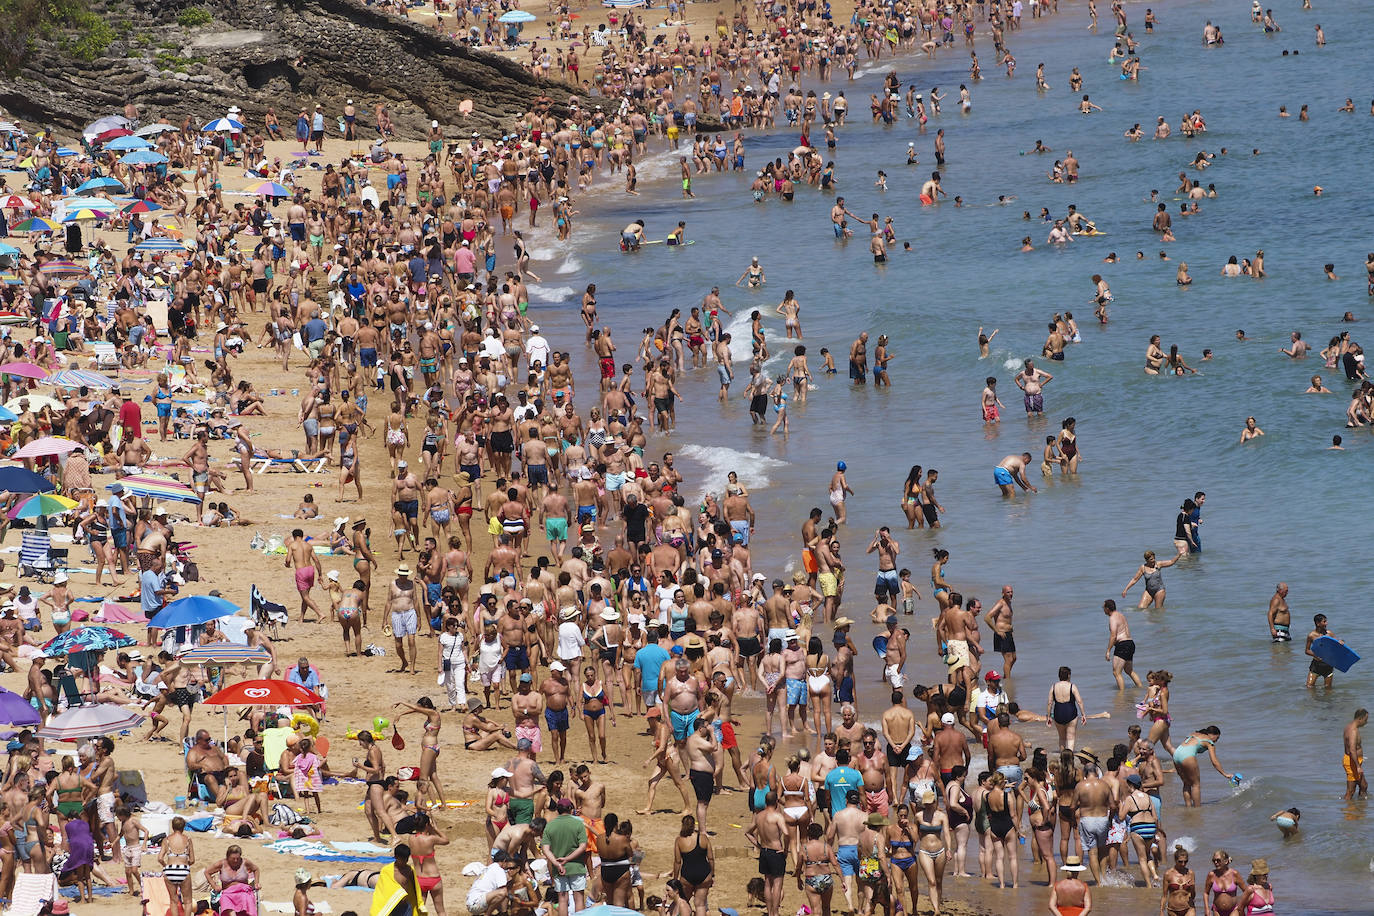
[431,120,439,128]
[549,660,567,671]
[491,767,515,779]
[244,621,257,630]
[529,324,540,332]
[940,713,956,726]
[559,607,580,621]
[783,628,798,641]
[326,570,340,582]
[334,517,349,530]
[53,573,69,584]
[600,608,620,621]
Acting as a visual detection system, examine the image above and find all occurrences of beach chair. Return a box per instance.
[91,340,120,372]
[251,454,327,474]
[18,529,65,581]
[251,584,289,640]
[54,672,89,710]
[116,768,148,806]
[4,871,58,916]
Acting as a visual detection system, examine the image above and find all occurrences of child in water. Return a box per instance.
[1269,807,1301,837]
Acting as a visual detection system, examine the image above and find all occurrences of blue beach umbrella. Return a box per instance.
[148,594,241,630]
[42,625,138,656]
[134,237,189,252]
[0,465,55,492]
[102,135,151,151]
[498,9,536,22]
[202,118,244,132]
[74,176,126,194]
[120,150,168,166]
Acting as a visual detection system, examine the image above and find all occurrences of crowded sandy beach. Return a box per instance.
[0,0,1370,914]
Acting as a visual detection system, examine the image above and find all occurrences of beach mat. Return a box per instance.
[142,872,172,916]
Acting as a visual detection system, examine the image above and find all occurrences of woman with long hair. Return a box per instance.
[671,814,713,916]
[901,465,924,529]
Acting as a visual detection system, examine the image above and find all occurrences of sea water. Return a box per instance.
[521,0,1373,908]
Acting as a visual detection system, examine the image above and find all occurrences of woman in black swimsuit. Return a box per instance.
[1047,665,1086,751]
[601,815,637,907]
[983,771,1018,888]
[943,764,975,877]
[672,815,714,915]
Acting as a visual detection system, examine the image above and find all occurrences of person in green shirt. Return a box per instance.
[541,799,588,916]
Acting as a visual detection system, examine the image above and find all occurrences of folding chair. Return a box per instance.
[251,584,289,640]
[54,672,88,710]
[91,340,121,372]
[18,529,66,581]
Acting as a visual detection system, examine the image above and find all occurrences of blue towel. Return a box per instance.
[184,815,215,832]
[303,854,392,863]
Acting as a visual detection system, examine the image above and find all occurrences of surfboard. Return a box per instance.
[872,635,888,658]
[1311,635,1360,672]
[1074,229,1108,237]
[642,239,697,247]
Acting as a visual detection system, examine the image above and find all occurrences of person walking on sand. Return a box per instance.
[285,528,324,623]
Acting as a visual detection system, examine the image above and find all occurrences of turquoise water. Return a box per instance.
[523,0,1373,908]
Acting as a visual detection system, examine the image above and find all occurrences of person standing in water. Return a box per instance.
[1266,583,1291,641]
[1342,708,1367,800]
[1103,599,1141,689]
[1121,550,1180,610]
[1304,613,1340,688]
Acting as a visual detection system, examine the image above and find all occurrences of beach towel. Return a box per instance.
[6,872,58,916]
[369,863,426,916]
[142,871,173,916]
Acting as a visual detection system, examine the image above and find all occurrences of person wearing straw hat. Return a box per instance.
[387,564,419,674]
[1240,859,1274,914]
[1048,856,1091,916]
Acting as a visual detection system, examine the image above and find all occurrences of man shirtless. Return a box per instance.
[1267,582,1291,642]
[387,566,419,673]
[1104,599,1141,688]
[880,690,918,803]
[285,528,324,622]
[983,585,1017,676]
[1014,358,1053,416]
[994,453,1038,497]
[683,720,720,828]
[663,657,702,748]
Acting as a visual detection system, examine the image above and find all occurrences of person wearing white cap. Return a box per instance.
[540,660,573,763]
[524,324,551,368]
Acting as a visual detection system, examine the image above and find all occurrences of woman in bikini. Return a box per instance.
[794,822,838,916]
[216,767,270,825]
[1020,765,1057,886]
[579,663,616,763]
[778,754,813,855]
[1205,849,1248,916]
[338,579,365,656]
[1173,726,1233,807]
[484,770,511,843]
[393,697,445,809]
[384,401,408,472]
[605,817,641,908]
[883,804,921,916]
[901,465,925,530]
[339,433,363,502]
[159,816,196,916]
[1120,773,1164,887]
[1142,669,1175,753]
[914,790,951,916]
[405,812,450,916]
[1239,860,1274,915]
[1162,845,1198,916]
[803,636,832,738]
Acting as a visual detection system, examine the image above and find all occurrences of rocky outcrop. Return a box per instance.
[0,0,570,137]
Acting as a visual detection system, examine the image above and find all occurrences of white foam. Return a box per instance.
[1173,836,1199,854]
[527,284,576,303]
[554,256,583,275]
[1002,357,1024,371]
[676,443,787,499]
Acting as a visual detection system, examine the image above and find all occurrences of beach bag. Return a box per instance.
[858,844,882,883]
[268,802,305,827]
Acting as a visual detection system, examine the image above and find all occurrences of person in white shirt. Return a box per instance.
[556,608,586,664]
[466,852,514,913]
[525,325,551,368]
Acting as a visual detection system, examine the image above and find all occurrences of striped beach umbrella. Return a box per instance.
[247,180,291,198]
[61,208,113,223]
[7,492,78,520]
[37,703,144,740]
[0,195,36,210]
[37,259,87,276]
[178,642,271,665]
[202,118,244,132]
[134,237,189,253]
[121,200,162,214]
[11,217,60,233]
[108,473,200,504]
[49,369,114,389]
[11,436,82,458]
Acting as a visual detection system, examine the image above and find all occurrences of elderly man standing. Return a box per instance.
[388,565,419,674]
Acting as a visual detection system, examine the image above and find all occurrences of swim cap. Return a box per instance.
[837,461,847,471]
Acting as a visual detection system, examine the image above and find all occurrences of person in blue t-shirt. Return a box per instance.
[823,748,863,816]
[633,628,671,706]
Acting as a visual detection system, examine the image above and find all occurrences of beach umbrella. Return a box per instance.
[0,687,41,726]
[0,405,17,421]
[498,9,536,21]
[11,436,81,459]
[11,217,60,233]
[0,195,36,210]
[0,243,17,257]
[101,136,150,152]
[93,127,132,143]
[0,121,20,132]
[3,394,63,413]
[82,116,131,143]
[37,703,144,740]
[120,150,167,166]
[75,176,127,194]
[577,907,644,916]
[54,147,79,158]
[203,678,322,707]
[0,275,20,288]
[48,369,114,389]
[61,208,113,223]
[121,200,161,214]
[134,123,177,137]
[108,473,199,504]
[42,625,137,656]
[178,643,271,665]
[602,0,646,7]
[247,180,291,198]
[202,118,244,133]
[148,594,240,630]
[0,466,56,493]
[0,361,49,380]
[37,260,86,276]
[7,492,78,520]
[134,237,190,253]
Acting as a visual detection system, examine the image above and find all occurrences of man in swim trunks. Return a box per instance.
[1014,358,1053,415]
[663,657,702,747]
[285,528,324,623]
[1073,767,1113,883]
[994,454,1038,498]
[1343,708,1368,800]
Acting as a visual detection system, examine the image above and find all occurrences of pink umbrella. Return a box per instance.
[11,436,82,459]
[0,362,48,380]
